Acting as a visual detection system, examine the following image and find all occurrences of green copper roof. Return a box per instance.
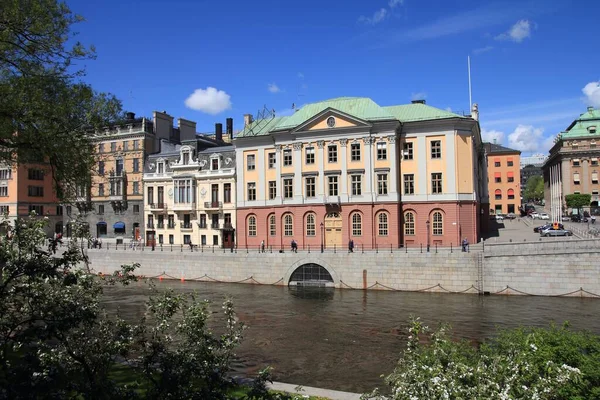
[382,104,466,122]
[236,97,468,138]
[560,107,600,139]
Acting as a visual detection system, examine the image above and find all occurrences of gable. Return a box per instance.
[307,114,359,130]
[291,108,372,133]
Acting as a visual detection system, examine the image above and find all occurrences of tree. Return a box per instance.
[0,0,122,200]
[565,193,591,215]
[524,175,544,202]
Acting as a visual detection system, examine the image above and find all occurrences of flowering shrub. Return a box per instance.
[363,318,596,400]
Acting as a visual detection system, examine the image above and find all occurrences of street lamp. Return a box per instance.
[320,222,324,253]
[426,219,431,253]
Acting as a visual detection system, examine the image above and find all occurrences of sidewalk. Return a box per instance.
[268,381,362,400]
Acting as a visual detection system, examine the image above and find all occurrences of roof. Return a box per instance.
[198,145,234,154]
[484,142,521,155]
[560,107,600,139]
[237,97,469,138]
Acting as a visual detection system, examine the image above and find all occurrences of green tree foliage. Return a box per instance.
[524,175,544,202]
[364,318,600,400]
[565,193,592,213]
[0,0,122,200]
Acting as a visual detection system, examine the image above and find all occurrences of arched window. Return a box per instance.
[432,211,443,235]
[269,214,276,236]
[306,213,316,236]
[495,189,502,200]
[351,212,362,236]
[404,212,415,235]
[378,212,389,236]
[507,188,515,200]
[248,215,257,237]
[283,214,293,236]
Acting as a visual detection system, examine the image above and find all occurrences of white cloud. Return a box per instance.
[508,124,544,152]
[359,8,388,25]
[582,81,600,107]
[482,128,505,144]
[410,92,427,101]
[473,45,494,55]
[389,0,404,8]
[184,87,231,115]
[267,83,281,93]
[445,107,453,112]
[495,19,532,43]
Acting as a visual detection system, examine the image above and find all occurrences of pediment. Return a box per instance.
[292,108,371,133]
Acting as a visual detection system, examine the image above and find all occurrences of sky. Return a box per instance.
[67,0,600,156]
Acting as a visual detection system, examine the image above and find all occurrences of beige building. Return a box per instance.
[484,142,521,215]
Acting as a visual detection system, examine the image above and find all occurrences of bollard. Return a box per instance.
[270,245,272,253]
[420,243,423,253]
[362,244,364,254]
[450,243,453,253]
[212,245,215,253]
[160,243,163,251]
[308,245,310,254]
[246,245,248,254]
[390,244,393,253]
[376,244,378,254]
[180,244,183,252]
[334,244,336,254]
[170,244,173,252]
[224,246,226,253]
[435,243,438,253]
[406,243,408,253]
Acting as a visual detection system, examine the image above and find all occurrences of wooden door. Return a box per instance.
[324,212,342,248]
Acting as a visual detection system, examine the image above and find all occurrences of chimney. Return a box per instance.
[153,111,174,140]
[215,123,223,142]
[411,99,426,104]
[471,103,479,121]
[244,113,254,127]
[226,117,233,141]
[178,118,197,142]
[126,111,136,121]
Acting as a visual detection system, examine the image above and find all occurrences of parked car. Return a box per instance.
[505,213,517,220]
[529,212,539,219]
[539,213,550,220]
[561,215,571,221]
[495,214,504,221]
[570,214,582,222]
[534,223,564,233]
[540,228,573,237]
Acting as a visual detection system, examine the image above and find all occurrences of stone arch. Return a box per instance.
[284,257,339,287]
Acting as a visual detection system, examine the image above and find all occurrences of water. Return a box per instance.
[102,281,600,393]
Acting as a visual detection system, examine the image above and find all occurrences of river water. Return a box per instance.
[102,281,600,393]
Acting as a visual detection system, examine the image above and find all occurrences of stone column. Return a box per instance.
[293,142,303,202]
[340,139,348,201]
[583,159,590,194]
[363,136,375,201]
[257,148,265,205]
[275,145,282,203]
[387,135,398,197]
[317,140,325,198]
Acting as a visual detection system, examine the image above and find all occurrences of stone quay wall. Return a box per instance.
[81,238,600,297]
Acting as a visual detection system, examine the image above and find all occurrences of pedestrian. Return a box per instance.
[261,240,265,253]
[151,239,155,251]
[291,239,297,253]
[189,240,194,251]
[348,239,354,253]
[462,237,469,252]
[98,238,102,249]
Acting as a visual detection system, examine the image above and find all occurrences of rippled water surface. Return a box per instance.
[102,281,600,393]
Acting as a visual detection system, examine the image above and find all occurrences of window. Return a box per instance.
[494,161,501,167]
[28,169,44,180]
[29,205,44,215]
[404,174,414,195]
[351,143,361,161]
[377,142,387,160]
[283,149,292,166]
[158,234,164,244]
[592,159,599,166]
[495,189,502,200]
[351,213,362,236]
[431,173,442,194]
[431,140,441,159]
[98,183,104,196]
[328,176,338,196]
[432,211,443,235]
[283,214,293,236]
[573,159,580,167]
[247,216,257,236]
[306,213,316,236]
[123,141,129,151]
[508,176,514,182]
[268,152,276,168]
[213,235,219,246]
[169,235,174,244]
[495,176,502,183]
[593,190,599,195]
[66,206,71,215]
[98,205,104,215]
[507,189,515,200]
[574,173,580,185]
[378,213,388,236]
[0,169,11,180]
[247,154,256,170]
[507,160,514,166]
[247,182,256,201]
[182,151,190,165]
[403,142,413,160]
[351,175,362,196]
[174,179,194,203]
[269,214,276,236]
[110,142,116,152]
[0,206,9,215]
[157,162,165,174]
[115,158,124,175]
[28,186,44,197]
[200,235,205,245]
[283,178,293,199]
[0,186,7,197]
[98,143,104,153]
[592,172,599,184]
[224,183,231,203]
[56,206,63,216]
[268,181,277,200]
[305,147,315,164]
[133,181,139,194]
[305,177,316,197]
[328,145,338,163]
[404,212,415,235]
[133,140,139,150]
[133,158,140,172]
[147,187,154,204]
[98,161,105,175]
[377,173,388,195]
[211,158,219,170]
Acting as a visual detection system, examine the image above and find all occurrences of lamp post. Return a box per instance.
[320,222,324,253]
[426,219,430,253]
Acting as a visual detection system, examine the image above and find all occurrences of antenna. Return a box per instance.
[468,56,472,110]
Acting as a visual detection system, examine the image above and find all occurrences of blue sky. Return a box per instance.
[68,0,600,155]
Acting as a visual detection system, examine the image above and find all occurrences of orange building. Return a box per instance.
[0,161,62,236]
[485,143,521,214]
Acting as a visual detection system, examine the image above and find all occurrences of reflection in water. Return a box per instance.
[102,281,600,393]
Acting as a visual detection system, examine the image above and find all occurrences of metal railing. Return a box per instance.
[204,201,223,209]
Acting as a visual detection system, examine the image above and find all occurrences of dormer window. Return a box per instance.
[211,158,219,171]
[182,152,189,165]
[157,162,164,174]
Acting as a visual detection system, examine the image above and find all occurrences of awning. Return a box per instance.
[113,221,125,229]
[96,221,107,226]
[507,157,513,162]
[507,171,514,177]
[507,189,515,195]
[494,158,500,163]
[495,189,502,194]
[494,172,501,178]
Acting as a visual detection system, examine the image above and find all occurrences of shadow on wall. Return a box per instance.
[482,220,503,239]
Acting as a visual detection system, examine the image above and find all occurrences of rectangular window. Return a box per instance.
[199,214,206,228]
[213,235,219,246]
[377,142,387,160]
[183,233,191,245]
[351,143,361,161]
[283,178,293,199]
[56,206,63,216]
[377,173,388,195]
[147,187,154,204]
[98,143,104,153]
[133,158,140,172]
[351,175,362,196]
[169,235,174,244]
[28,169,44,180]
[592,172,599,184]
[403,174,414,195]
[211,158,219,170]
[574,172,580,185]
[29,205,44,215]
[200,235,206,245]
[269,216,276,236]
[110,142,116,152]
[507,177,514,182]
[328,176,339,196]
[268,152,276,168]
[247,154,256,170]
[123,141,129,151]
[133,181,139,194]
[98,161,105,175]
[283,149,292,166]
[507,161,513,166]
[247,182,256,201]
[268,181,277,200]
[431,140,441,159]
[305,177,316,197]
[305,147,315,164]
[494,161,501,167]
[592,159,599,166]
[158,162,164,174]
[0,186,7,197]
[573,159,580,166]
[224,183,231,203]
[508,192,515,200]
[182,152,190,165]
[98,183,104,196]
[98,205,104,215]
[328,145,338,163]
[403,142,413,160]
[0,206,9,215]
[158,234,164,244]
[495,177,502,183]
[0,169,11,180]
[133,140,139,150]
[28,186,44,197]
[174,179,194,203]
[431,173,443,194]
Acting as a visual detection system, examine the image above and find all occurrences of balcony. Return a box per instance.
[324,195,341,205]
[211,223,220,229]
[223,223,234,230]
[157,222,164,229]
[204,201,223,209]
[149,202,167,211]
[146,223,155,229]
[198,222,208,229]
[109,193,125,201]
[181,222,193,231]
[171,202,195,211]
[167,223,176,229]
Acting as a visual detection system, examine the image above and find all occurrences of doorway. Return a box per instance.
[324,212,342,248]
[222,230,234,249]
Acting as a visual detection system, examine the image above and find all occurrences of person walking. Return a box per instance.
[348,239,354,253]
[291,239,297,253]
[462,237,469,252]
[261,239,265,253]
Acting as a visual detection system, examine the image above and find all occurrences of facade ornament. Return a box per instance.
[339,138,348,147]
[293,142,303,151]
[317,140,325,149]
[199,160,207,168]
[275,144,283,152]
[148,163,155,170]
[387,135,397,144]
[225,157,233,165]
[363,137,375,145]
[200,187,207,199]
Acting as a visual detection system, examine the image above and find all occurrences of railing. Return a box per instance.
[181,222,193,229]
[323,195,341,205]
[171,202,195,211]
[211,223,220,229]
[150,203,166,210]
[198,223,208,229]
[146,223,155,229]
[223,223,233,229]
[157,222,164,229]
[167,223,176,229]
[204,201,223,209]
